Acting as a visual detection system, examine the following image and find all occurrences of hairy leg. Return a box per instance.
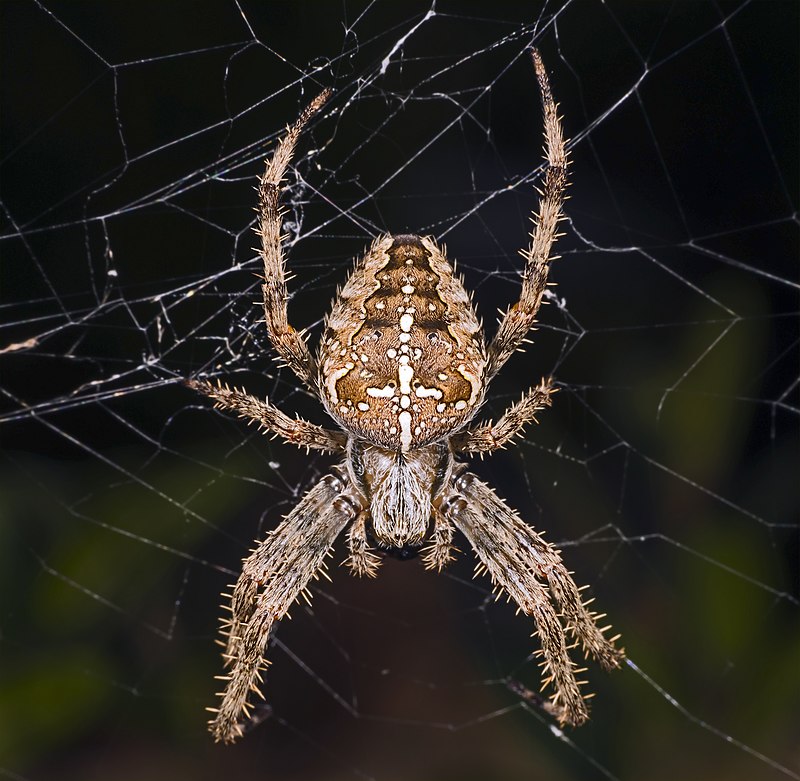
[187,378,346,453]
[209,467,361,742]
[486,50,567,380]
[442,470,623,726]
[421,507,457,571]
[343,511,381,577]
[452,378,553,454]
[258,89,331,390]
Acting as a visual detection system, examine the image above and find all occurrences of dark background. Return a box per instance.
[1,2,798,780]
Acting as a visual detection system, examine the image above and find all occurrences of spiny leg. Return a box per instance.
[343,511,381,578]
[486,50,567,380]
[443,475,586,724]
[442,471,623,726]
[210,468,361,743]
[452,377,554,454]
[421,507,457,572]
[458,470,623,670]
[258,88,331,391]
[187,378,346,453]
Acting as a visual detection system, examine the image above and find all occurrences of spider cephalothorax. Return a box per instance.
[189,50,624,744]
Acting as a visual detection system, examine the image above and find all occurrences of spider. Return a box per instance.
[188,50,624,744]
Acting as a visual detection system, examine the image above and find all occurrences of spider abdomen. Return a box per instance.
[318,234,487,451]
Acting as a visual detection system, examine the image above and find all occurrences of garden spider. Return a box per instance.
[189,49,624,744]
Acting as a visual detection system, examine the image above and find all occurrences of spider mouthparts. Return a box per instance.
[379,543,423,561]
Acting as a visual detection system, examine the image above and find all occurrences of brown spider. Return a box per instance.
[188,50,624,744]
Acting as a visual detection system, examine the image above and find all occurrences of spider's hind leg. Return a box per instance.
[257,89,331,391]
[486,50,567,381]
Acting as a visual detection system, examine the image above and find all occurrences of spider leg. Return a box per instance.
[343,511,381,577]
[187,378,346,453]
[486,50,567,381]
[209,467,361,743]
[421,506,458,571]
[441,470,623,726]
[258,88,331,391]
[452,377,554,454]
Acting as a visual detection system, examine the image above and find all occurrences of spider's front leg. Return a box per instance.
[440,470,623,726]
[210,466,362,743]
[486,50,567,380]
[258,88,331,391]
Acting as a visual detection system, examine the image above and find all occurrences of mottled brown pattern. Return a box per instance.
[319,234,486,450]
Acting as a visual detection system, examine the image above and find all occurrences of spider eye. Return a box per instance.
[427,333,438,342]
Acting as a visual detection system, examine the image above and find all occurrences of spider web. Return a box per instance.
[2,1,798,779]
